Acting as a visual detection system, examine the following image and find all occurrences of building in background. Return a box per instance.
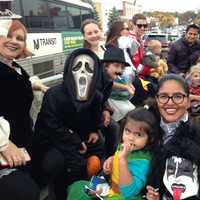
[93,0,142,33]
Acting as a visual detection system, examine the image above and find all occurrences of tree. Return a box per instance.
[107,6,120,28]
[81,0,100,23]
[91,2,100,23]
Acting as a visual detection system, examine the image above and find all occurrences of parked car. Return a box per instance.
[144,33,169,49]
[168,34,180,42]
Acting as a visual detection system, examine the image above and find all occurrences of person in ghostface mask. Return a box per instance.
[31,47,128,200]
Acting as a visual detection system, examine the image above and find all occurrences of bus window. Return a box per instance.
[21,0,51,30]
[81,8,93,21]
[11,0,22,15]
[49,3,68,30]
[0,1,11,10]
[67,6,81,29]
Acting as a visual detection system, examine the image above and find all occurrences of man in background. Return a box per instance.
[167,24,200,75]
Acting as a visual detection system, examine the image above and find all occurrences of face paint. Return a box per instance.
[72,54,94,101]
[163,156,199,200]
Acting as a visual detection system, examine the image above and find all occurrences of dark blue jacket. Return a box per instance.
[167,37,200,73]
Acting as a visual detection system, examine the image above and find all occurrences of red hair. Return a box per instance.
[8,20,32,59]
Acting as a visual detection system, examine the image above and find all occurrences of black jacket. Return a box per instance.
[148,121,200,199]
[167,37,200,73]
[0,61,33,147]
[33,48,113,157]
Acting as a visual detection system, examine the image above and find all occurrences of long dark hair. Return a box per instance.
[157,74,189,95]
[106,21,124,47]
[80,18,101,48]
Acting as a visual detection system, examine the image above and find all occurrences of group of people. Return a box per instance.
[0,13,200,200]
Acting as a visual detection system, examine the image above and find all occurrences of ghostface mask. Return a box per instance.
[163,156,199,200]
[72,54,94,101]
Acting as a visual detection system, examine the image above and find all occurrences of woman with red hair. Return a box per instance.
[0,19,42,200]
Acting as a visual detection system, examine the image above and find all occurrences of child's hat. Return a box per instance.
[101,47,130,66]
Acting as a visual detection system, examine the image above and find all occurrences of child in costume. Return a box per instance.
[141,40,168,80]
[67,107,161,200]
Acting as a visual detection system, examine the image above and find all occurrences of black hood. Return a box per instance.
[164,122,200,165]
[149,121,200,194]
[63,48,102,111]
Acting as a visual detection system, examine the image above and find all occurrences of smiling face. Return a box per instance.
[134,19,147,38]
[122,119,149,151]
[83,23,102,48]
[156,80,190,123]
[185,28,199,45]
[0,28,26,60]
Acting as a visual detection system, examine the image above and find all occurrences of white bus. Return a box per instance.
[0,0,93,78]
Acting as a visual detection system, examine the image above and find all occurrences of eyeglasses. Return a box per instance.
[136,24,148,28]
[156,93,188,104]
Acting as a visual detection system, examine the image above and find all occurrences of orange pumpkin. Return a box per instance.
[87,155,101,178]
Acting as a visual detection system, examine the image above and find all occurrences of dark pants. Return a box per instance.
[100,118,120,158]
[0,170,40,200]
[32,138,104,200]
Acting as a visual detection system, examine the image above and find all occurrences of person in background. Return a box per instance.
[81,18,105,59]
[130,13,148,71]
[167,24,200,75]
[186,64,200,116]
[145,74,200,200]
[106,20,137,122]
[106,20,138,69]
[67,107,161,200]
[81,19,120,158]
[0,19,48,200]
[129,14,156,105]
[141,40,168,92]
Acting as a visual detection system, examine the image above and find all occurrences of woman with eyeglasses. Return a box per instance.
[145,74,200,200]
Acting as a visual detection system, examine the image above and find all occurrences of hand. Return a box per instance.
[119,142,134,159]
[102,110,110,127]
[79,142,87,154]
[103,156,113,175]
[190,94,199,102]
[32,82,49,93]
[87,132,99,144]
[40,84,49,93]
[1,142,27,167]
[125,84,135,96]
[146,185,160,200]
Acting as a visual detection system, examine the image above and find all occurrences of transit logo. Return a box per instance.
[33,38,57,50]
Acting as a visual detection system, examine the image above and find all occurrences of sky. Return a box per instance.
[138,0,200,13]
